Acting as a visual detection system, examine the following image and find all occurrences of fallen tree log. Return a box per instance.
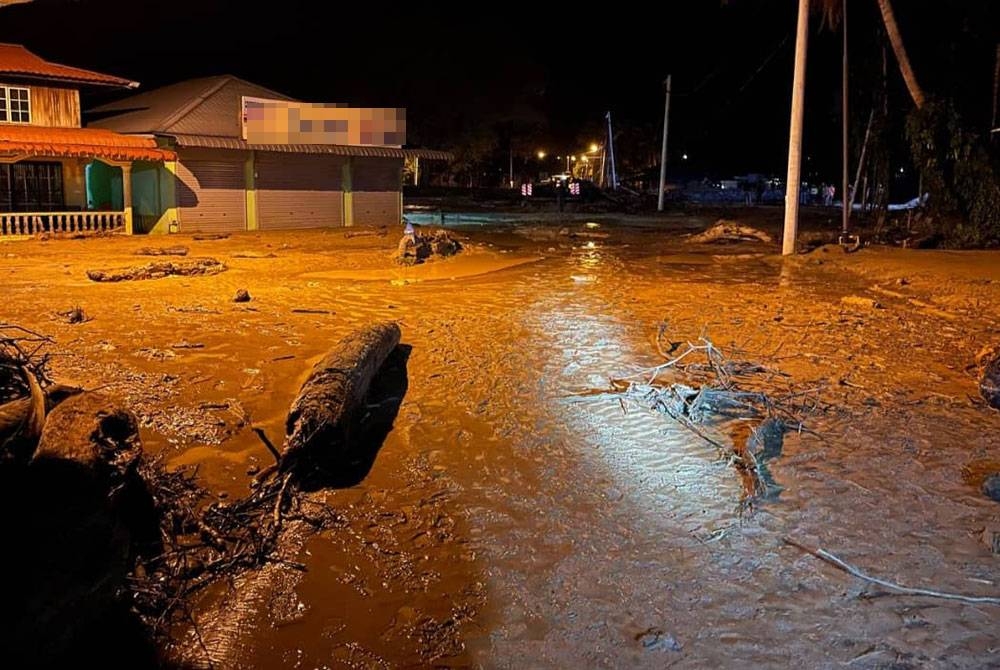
[86,258,226,282]
[133,246,188,257]
[279,321,401,474]
[0,383,81,460]
[11,393,158,666]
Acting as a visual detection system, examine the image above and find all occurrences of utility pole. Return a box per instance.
[782,0,810,255]
[841,0,850,234]
[509,147,514,189]
[605,111,618,190]
[657,74,672,212]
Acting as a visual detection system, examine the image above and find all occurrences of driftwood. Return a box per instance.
[344,226,388,239]
[133,246,188,257]
[231,251,276,259]
[279,321,401,474]
[784,537,1000,606]
[86,258,226,282]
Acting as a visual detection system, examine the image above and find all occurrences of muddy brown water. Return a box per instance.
[3,222,1000,668]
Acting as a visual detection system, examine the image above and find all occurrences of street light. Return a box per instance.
[537,150,546,160]
[589,143,599,153]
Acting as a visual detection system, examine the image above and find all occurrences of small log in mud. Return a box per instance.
[133,245,189,257]
[344,225,388,238]
[86,258,226,282]
[279,321,401,475]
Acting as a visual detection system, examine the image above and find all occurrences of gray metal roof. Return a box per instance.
[89,75,292,135]
[88,75,452,161]
[168,133,452,160]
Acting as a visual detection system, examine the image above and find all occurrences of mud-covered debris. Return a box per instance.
[133,246,188,257]
[747,416,785,460]
[688,220,773,244]
[430,230,461,257]
[233,288,252,303]
[193,233,229,241]
[982,473,1000,502]
[841,295,882,310]
[87,258,227,282]
[397,229,462,265]
[978,349,1000,410]
[982,524,1000,554]
[635,628,682,652]
[57,305,89,324]
[171,341,204,349]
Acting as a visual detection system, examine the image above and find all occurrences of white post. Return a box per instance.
[122,163,133,235]
[782,0,810,255]
[657,74,672,212]
[842,0,850,235]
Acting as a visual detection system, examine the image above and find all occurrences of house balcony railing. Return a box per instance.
[0,211,125,236]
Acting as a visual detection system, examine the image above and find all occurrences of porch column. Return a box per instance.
[342,157,354,227]
[121,162,133,235]
[244,151,258,231]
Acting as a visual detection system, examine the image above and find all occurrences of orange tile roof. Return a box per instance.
[0,124,175,162]
[0,43,137,88]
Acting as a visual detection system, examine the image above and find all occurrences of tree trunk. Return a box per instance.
[876,0,925,109]
[279,321,401,474]
[782,0,810,255]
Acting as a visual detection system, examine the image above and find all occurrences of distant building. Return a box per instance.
[0,43,175,236]
[90,76,450,233]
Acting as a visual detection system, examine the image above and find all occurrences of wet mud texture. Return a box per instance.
[2,215,999,668]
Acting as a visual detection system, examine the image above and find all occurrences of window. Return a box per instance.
[0,86,30,124]
[0,162,64,212]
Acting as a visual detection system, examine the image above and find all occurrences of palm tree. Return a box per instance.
[875,0,925,109]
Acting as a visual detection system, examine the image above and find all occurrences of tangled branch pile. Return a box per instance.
[618,324,827,513]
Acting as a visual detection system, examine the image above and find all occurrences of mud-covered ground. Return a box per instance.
[3,209,1000,668]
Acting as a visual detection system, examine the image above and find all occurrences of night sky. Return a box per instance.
[1,0,996,179]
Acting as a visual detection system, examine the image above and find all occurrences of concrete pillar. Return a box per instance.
[342,157,354,227]
[245,150,258,231]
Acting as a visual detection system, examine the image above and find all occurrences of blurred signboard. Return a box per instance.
[241,97,406,146]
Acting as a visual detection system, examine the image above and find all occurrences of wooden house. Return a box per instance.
[0,43,175,236]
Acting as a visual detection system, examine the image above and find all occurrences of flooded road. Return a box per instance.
[3,221,1000,667]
